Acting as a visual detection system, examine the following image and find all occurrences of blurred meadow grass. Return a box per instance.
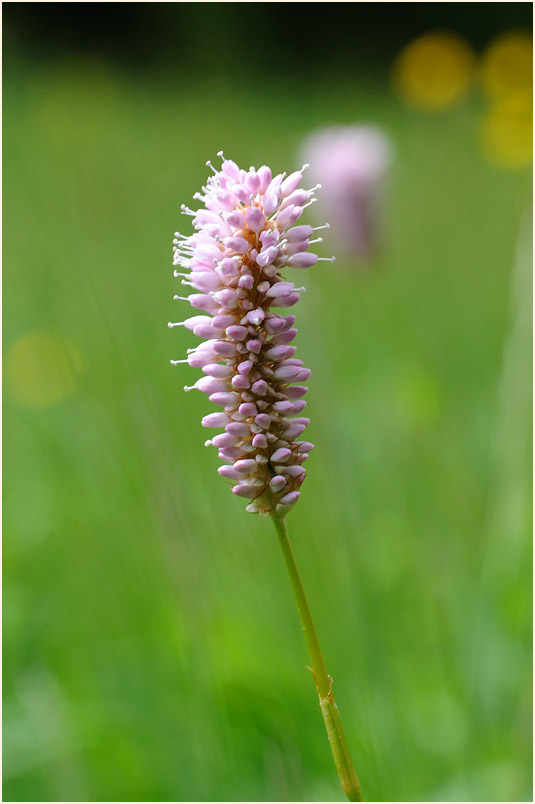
[3,47,532,802]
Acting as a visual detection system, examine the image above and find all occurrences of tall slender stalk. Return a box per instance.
[271,514,364,802]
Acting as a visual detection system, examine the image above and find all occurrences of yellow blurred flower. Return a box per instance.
[480,92,533,169]
[393,31,475,111]
[4,331,83,408]
[480,31,533,100]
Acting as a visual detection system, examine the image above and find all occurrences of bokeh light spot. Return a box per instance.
[480,31,533,100]
[393,31,475,110]
[4,331,83,408]
[480,92,533,169]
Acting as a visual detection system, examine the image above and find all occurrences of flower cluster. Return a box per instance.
[301,126,392,259]
[170,154,332,516]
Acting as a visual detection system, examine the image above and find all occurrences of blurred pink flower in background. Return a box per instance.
[301,125,393,261]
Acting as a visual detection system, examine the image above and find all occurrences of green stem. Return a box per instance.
[271,514,364,802]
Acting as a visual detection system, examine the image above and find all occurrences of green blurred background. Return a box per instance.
[3,4,532,802]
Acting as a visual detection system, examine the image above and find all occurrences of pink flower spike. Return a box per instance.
[171,154,331,515]
[300,124,393,260]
